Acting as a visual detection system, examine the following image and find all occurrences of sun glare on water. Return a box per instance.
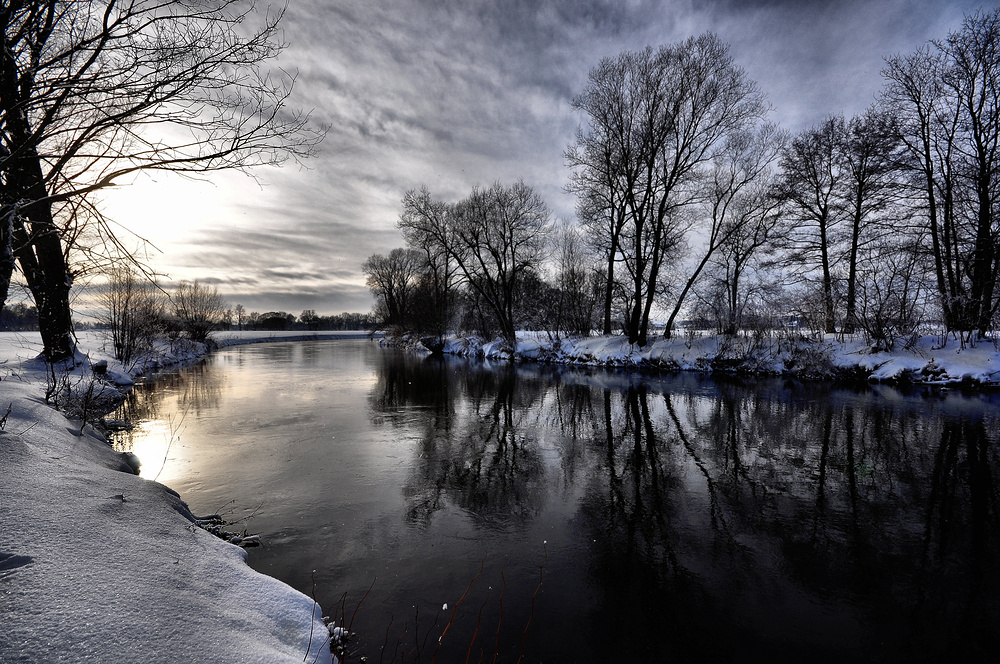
[112,418,183,483]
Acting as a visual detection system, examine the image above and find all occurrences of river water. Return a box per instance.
[111,340,1000,663]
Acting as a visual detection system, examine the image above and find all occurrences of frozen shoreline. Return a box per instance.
[401,330,1000,388]
[1,330,346,664]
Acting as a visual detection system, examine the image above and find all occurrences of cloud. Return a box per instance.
[95,0,988,317]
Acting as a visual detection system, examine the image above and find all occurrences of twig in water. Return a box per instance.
[153,408,187,482]
[389,615,407,664]
[419,604,443,659]
[411,604,420,661]
[212,499,237,518]
[379,612,395,664]
[228,500,265,526]
[309,636,333,664]
[516,543,547,664]
[305,570,318,662]
[465,586,493,664]
[433,556,487,663]
[491,559,507,664]
[348,577,376,635]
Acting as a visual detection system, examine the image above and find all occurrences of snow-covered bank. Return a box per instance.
[0,331,337,664]
[426,331,1000,387]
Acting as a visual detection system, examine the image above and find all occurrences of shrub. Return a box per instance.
[173,280,226,342]
[98,266,165,369]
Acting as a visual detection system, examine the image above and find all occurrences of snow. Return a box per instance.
[435,330,1000,387]
[1,330,334,664]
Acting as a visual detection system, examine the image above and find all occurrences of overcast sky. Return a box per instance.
[97,0,989,317]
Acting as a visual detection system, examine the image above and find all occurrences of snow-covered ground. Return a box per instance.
[437,330,1000,386]
[1,330,339,664]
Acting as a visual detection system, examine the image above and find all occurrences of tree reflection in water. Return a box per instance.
[369,352,999,662]
[372,354,549,528]
[108,361,227,471]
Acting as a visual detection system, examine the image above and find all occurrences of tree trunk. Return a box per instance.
[924,164,954,330]
[602,253,614,335]
[9,152,76,362]
[626,224,645,345]
[819,217,836,334]
[971,180,995,334]
[843,199,863,334]
[627,285,643,345]
[0,206,14,318]
[2,33,76,362]
[13,208,75,362]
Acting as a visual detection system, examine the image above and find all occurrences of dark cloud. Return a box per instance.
[118,0,989,316]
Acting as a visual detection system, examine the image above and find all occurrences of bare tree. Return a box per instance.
[361,248,422,330]
[449,181,551,345]
[882,46,962,330]
[0,0,321,361]
[839,108,901,333]
[397,187,458,339]
[172,280,225,342]
[397,182,551,345]
[663,121,786,336]
[568,34,768,346]
[233,303,246,331]
[880,8,1000,336]
[97,264,164,369]
[550,220,600,337]
[778,116,846,334]
[855,237,929,350]
[565,51,635,335]
[703,174,785,335]
[300,309,320,331]
[941,9,1000,334]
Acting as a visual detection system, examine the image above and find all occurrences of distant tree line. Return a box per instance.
[0,300,36,330]
[95,270,373,369]
[230,306,374,332]
[366,10,1000,351]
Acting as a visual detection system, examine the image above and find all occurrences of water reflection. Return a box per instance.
[109,363,228,479]
[367,354,1000,662]
[122,342,999,662]
[371,355,549,528]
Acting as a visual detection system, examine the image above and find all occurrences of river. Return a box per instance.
[111,339,1000,663]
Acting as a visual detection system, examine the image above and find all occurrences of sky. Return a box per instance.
[95,0,991,317]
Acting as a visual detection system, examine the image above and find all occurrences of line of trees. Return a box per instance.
[98,274,231,368]
[0,299,35,330]
[231,306,374,331]
[97,270,375,369]
[367,11,1000,350]
[365,181,593,348]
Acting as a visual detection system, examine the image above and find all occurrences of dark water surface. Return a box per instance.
[113,340,1000,663]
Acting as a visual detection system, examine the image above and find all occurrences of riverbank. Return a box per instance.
[0,331,341,664]
[405,330,1000,388]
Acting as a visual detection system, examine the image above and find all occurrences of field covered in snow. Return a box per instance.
[2,326,998,663]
